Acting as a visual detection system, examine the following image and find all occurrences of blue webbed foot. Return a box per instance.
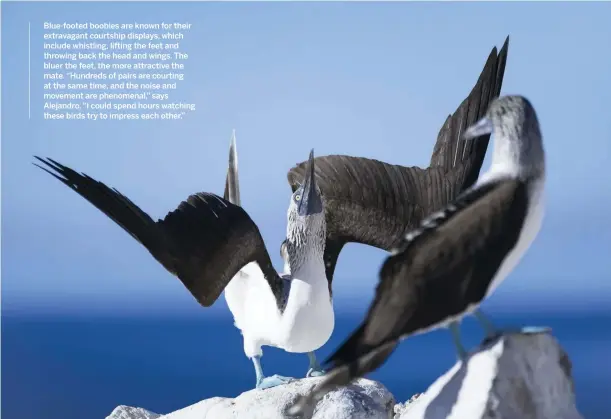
[520,326,552,334]
[479,323,552,346]
[252,355,295,390]
[305,352,326,377]
[256,374,295,389]
[306,367,325,377]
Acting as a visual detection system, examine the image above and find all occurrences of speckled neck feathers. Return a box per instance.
[285,212,326,276]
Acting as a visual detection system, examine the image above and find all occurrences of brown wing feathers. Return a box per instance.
[290,156,429,249]
[287,37,509,288]
[33,156,281,308]
[324,179,527,372]
[33,157,164,251]
[429,37,509,175]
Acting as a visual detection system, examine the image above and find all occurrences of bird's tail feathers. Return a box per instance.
[223,129,241,206]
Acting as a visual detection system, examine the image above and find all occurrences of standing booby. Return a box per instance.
[286,38,508,308]
[289,95,546,416]
[221,130,328,382]
[33,149,333,390]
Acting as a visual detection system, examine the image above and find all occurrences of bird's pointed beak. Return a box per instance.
[463,116,493,141]
[298,149,323,216]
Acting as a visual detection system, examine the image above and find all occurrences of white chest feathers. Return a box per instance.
[486,179,545,298]
[223,260,334,356]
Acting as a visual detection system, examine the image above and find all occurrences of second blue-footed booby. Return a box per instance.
[288,95,547,417]
[34,148,333,390]
[286,37,509,344]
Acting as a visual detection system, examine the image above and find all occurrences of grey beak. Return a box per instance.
[298,149,323,216]
[463,116,493,141]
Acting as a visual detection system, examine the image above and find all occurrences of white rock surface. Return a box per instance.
[106,331,582,419]
[393,394,423,418]
[395,330,584,419]
[107,377,395,419]
[106,405,160,419]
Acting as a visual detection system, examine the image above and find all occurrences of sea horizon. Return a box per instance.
[3,1,611,419]
[2,307,610,419]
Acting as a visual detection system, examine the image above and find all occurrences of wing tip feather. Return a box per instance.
[429,36,509,177]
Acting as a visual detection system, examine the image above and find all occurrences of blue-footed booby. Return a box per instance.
[288,95,546,416]
[222,130,328,382]
[286,37,508,329]
[33,148,333,390]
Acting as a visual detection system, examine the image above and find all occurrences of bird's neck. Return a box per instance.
[487,129,545,180]
[285,238,326,281]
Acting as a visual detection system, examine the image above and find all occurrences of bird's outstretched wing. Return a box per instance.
[286,37,509,289]
[34,156,283,307]
[324,177,528,378]
[287,177,528,418]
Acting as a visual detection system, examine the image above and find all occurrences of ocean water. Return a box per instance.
[2,310,610,419]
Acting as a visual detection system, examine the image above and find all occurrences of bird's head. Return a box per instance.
[286,149,326,249]
[463,95,544,177]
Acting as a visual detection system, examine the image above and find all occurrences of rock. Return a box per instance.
[106,405,160,419]
[395,330,584,419]
[106,377,395,419]
[393,394,422,418]
[106,331,583,419]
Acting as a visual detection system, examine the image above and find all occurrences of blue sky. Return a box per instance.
[2,1,610,315]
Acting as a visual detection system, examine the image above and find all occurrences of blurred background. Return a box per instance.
[2,2,610,419]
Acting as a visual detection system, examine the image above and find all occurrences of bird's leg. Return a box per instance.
[306,352,325,377]
[473,309,498,339]
[449,321,468,361]
[252,356,295,390]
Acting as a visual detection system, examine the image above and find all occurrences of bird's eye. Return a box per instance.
[294,194,301,201]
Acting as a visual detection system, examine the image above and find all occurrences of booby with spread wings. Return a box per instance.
[286,38,508,323]
[34,145,332,390]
